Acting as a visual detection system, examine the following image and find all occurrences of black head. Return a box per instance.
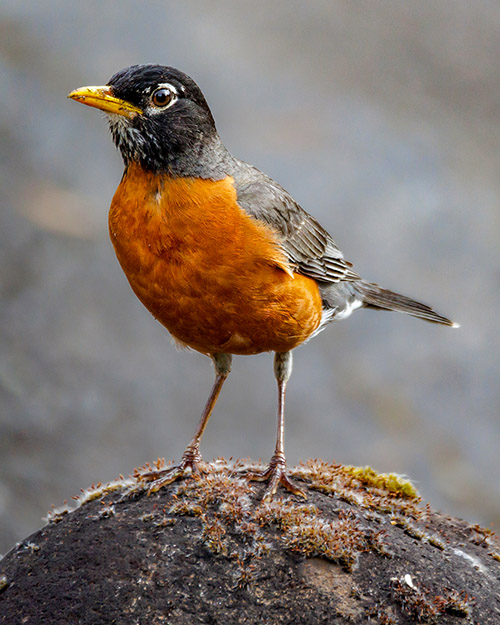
[70,64,230,177]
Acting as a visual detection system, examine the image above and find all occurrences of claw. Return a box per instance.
[243,454,307,501]
[138,448,204,494]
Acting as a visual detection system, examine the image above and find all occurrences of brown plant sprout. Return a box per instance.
[391,575,473,623]
[469,523,495,546]
[233,558,257,590]
[45,501,72,524]
[368,605,398,625]
[390,516,447,550]
[433,589,473,618]
[200,513,227,555]
[0,576,8,593]
[96,503,116,519]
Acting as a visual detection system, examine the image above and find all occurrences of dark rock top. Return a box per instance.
[1,459,499,624]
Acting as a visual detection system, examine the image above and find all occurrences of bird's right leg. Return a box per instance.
[139,352,232,492]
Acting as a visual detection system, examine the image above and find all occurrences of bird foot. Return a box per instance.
[137,448,205,493]
[243,453,307,502]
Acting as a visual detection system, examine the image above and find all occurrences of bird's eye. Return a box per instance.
[151,87,176,108]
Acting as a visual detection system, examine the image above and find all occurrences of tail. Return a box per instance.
[355,281,459,327]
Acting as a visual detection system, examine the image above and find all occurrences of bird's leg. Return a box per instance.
[139,352,232,492]
[245,351,306,501]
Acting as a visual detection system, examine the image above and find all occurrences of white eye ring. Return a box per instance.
[150,84,178,110]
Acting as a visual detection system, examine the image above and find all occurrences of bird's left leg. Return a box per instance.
[245,351,306,501]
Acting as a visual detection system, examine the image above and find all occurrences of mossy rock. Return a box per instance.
[1,459,499,624]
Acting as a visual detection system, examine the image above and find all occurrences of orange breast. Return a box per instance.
[108,163,322,355]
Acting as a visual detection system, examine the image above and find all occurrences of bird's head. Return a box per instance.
[68,64,221,175]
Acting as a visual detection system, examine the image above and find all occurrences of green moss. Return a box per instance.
[343,465,420,500]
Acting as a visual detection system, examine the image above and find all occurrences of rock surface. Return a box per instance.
[0,460,499,624]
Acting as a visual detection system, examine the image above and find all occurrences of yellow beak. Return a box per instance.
[67,85,143,118]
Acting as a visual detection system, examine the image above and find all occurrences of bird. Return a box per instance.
[68,64,457,501]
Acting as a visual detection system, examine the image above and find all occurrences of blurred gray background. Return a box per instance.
[1,1,499,554]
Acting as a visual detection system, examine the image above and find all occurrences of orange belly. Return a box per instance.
[108,163,322,355]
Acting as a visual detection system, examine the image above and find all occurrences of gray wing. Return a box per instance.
[233,163,360,284]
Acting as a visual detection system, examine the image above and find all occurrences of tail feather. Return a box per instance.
[356,281,458,327]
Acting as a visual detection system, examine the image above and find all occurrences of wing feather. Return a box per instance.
[233,164,359,284]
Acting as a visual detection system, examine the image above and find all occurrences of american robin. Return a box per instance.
[68,64,457,500]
